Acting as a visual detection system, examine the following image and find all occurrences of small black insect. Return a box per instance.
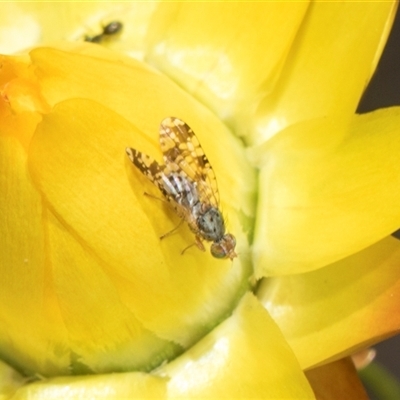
[84,21,123,44]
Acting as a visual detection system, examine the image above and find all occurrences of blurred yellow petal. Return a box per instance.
[0,2,157,56]
[252,108,400,276]
[253,2,397,144]
[0,360,25,399]
[146,3,309,128]
[143,2,396,145]
[11,372,167,400]
[157,293,315,399]
[258,236,400,369]
[0,54,47,148]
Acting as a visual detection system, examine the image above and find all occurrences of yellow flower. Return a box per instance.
[0,2,398,398]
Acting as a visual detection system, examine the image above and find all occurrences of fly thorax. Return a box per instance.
[196,206,225,242]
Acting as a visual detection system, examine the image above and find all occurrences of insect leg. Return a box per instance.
[181,242,197,255]
[181,236,205,255]
[195,236,206,251]
[160,218,184,240]
[144,192,167,202]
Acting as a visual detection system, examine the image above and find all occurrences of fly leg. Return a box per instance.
[160,218,184,240]
[143,192,183,240]
[181,236,205,255]
[144,192,166,202]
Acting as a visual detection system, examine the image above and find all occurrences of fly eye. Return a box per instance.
[210,243,227,259]
[211,234,237,259]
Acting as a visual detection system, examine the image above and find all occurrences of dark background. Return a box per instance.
[358,8,400,112]
[357,5,400,384]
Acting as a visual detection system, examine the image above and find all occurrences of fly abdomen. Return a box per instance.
[162,173,199,209]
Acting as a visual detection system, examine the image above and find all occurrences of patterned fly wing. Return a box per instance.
[159,117,220,208]
[125,148,169,199]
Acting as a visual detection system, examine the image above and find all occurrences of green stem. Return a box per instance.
[359,361,400,400]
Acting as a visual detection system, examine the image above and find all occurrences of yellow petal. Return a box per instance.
[157,293,315,399]
[0,135,70,376]
[253,1,397,144]
[258,235,400,369]
[146,3,309,127]
[47,211,180,374]
[24,96,253,372]
[252,109,400,276]
[11,372,167,400]
[1,45,256,376]
[143,2,396,144]
[29,46,255,221]
[30,95,248,343]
